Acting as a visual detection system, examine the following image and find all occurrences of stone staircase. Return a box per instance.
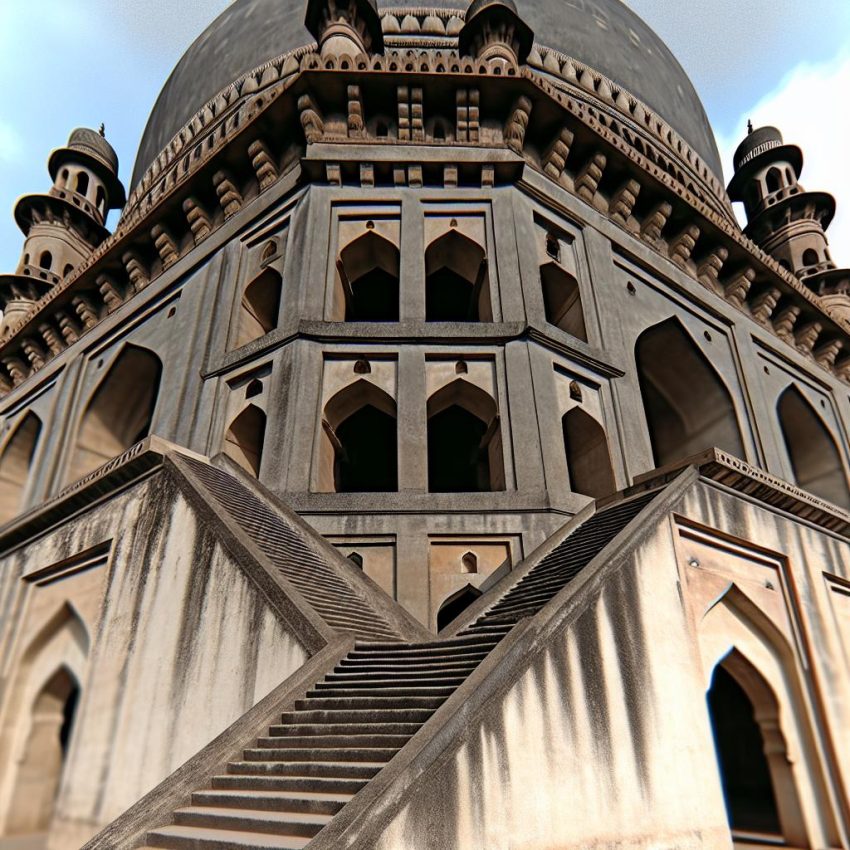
[181,457,400,642]
[135,489,660,849]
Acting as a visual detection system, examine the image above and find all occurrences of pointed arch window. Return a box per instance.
[437,585,482,631]
[0,411,42,524]
[427,380,504,492]
[540,262,586,340]
[234,267,282,348]
[635,318,745,467]
[66,346,162,484]
[335,231,400,322]
[425,230,492,322]
[562,407,615,498]
[224,405,267,477]
[74,171,89,197]
[319,380,398,492]
[777,385,850,508]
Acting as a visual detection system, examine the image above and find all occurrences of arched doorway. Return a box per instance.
[336,231,400,322]
[234,267,282,348]
[0,411,42,524]
[427,380,504,492]
[224,405,267,477]
[635,318,745,466]
[320,380,398,493]
[66,345,162,484]
[706,650,808,847]
[777,385,850,509]
[437,585,482,631]
[6,668,80,836]
[425,230,491,322]
[562,407,615,498]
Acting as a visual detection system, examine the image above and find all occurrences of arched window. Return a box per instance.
[777,385,850,508]
[425,230,491,322]
[336,231,400,322]
[63,264,74,277]
[224,405,267,477]
[461,552,478,574]
[437,585,482,631]
[635,318,745,467]
[540,262,587,340]
[39,251,52,271]
[706,651,807,846]
[802,248,819,267]
[765,167,782,194]
[348,552,364,569]
[320,380,398,493]
[66,346,162,484]
[95,185,106,213]
[60,169,69,186]
[234,268,282,348]
[427,380,505,492]
[7,667,79,835]
[0,412,42,524]
[562,407,615,498]
[74,171,89,196]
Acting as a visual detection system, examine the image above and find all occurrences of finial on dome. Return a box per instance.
[458,0,534,68]
[99,123,106,137]
[747,119,753,135]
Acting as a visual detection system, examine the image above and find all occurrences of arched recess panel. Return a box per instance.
[635,318,745,467]
[706,650,808,847]
[6,667,79,836]
[224,405,267,477]
[540,262,586,341]
[234,268,282,349]
[777,385,850,508]
[0,412,42,524]
[562,407,615,498]
[335,231,400,322]
[427,380,505,493]
[437,585,482,632]
[319,380,398,493]
[425,230,491,322]
[66,346,162,485]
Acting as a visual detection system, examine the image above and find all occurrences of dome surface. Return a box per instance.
[131,0,722,187]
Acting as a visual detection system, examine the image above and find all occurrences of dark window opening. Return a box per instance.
[778,385,850,508]
[348,552,364,569]
[802,248,819,267]
[75,172,89,196]
[337,231,400,322]
[428,405,490,492]
[707,666,782,838]
[437,585,482,631]
[765,167,782,195]
[334,405,398,492]
[349,268,400,321]
[235,268,282,348]
[562,407,615,498]
[635,318,745,467]
[540,263,586,340]
[425,230,491,322]
[39,251,52,270]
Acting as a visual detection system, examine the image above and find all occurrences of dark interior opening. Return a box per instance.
[437,585,482,631]
[335,405,398,492]
[348,268,400,322]
[426,267,476,322]
[428,405,489,492]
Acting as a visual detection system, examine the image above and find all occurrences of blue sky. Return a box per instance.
[1,0,849,270]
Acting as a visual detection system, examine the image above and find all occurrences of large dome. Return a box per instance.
[131,0,722,187]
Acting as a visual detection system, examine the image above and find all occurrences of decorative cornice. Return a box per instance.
[2,34,850,400]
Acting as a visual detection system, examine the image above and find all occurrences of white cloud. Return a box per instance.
[715,51,850,268]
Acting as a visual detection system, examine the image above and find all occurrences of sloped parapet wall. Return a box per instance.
[315,471,850,850]
[0,441,332,849]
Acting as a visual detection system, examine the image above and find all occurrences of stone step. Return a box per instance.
[305,685,456,699]
[226,760,384,780]
[211,774,367,795]
[255,734,411,749]
[354,634,499,652]
[336,656,486,671]
[242,746,399,763]
[268,721,421,737]
[313,676,466,690]
[280,708,435,725]
[172,806,331,837]
[191,789,351,816]
[146,824,310,848]
[294,695,447,711]
[326,666,478,681]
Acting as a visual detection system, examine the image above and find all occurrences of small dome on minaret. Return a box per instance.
[728,125,836,283]
[0,127,125,339]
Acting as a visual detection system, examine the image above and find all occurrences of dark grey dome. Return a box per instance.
[131,0,722,187]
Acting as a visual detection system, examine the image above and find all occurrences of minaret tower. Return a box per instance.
[727,124,836,282]
[0,127,125,338]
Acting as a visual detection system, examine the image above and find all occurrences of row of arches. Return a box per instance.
[635,318,850,509]
[335,229,493,322]
[318,378,505,493]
